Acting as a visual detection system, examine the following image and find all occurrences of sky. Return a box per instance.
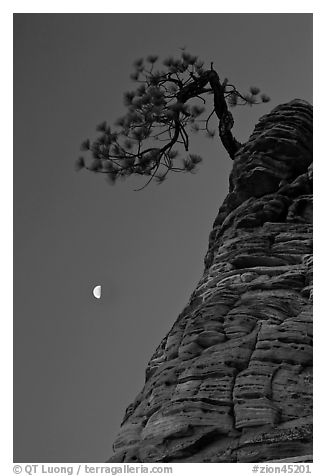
[14,13,312,462]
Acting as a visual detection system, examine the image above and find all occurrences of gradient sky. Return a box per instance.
[14,13,312,462]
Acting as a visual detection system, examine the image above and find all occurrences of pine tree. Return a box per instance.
[77,51,270,190]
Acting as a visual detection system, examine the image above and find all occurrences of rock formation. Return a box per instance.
[108,99,313,463]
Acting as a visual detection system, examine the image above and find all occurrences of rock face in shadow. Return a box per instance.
[108,100,313,463]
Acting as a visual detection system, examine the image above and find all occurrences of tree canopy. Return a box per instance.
[77,51,270,190]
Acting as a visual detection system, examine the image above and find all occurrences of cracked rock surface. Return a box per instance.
[108,99,313,463]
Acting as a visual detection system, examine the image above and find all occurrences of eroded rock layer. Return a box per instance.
[109,99,313,463]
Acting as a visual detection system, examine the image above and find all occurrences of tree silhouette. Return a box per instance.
[77,51,270,190]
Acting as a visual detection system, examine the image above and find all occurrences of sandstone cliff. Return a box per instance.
[109,99,313,463]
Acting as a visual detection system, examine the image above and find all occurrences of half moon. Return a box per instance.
[93,285,101,299]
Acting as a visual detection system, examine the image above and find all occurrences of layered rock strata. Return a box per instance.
[109,100,313,463]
